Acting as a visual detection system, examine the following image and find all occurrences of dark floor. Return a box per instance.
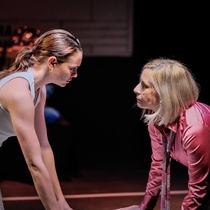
[0,158,188,210]
[0,123,189,210]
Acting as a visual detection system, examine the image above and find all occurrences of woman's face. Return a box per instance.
[52,51,83,87]
[133,68,160,111]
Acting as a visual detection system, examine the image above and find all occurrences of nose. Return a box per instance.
[133,83,140,94]
[72,73,78,78]
[71,71,78,78]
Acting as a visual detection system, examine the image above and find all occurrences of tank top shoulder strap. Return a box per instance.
[0,69,35,100]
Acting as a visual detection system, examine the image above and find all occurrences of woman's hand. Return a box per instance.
[114,205,140,210]
[58,198,74,210]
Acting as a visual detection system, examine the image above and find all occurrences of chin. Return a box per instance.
[56,83,66,87]
[137,104,147,110]
[136,102,143,108]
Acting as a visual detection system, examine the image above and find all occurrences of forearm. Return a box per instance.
[181,168,209,209]
[29,163,60,210]
[140,160,162,209]
[181,128,210,209]
[41,147,66,201]
[140,193,160,210]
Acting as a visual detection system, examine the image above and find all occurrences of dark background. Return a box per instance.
[0,1,209,181]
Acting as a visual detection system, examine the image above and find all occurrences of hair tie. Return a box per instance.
[31,49,35,54]
[29,48,35,57]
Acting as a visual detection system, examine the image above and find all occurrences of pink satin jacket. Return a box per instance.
[140,102,210,210]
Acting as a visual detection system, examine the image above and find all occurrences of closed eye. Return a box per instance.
[70,67,77,74]
[140,81,149,90]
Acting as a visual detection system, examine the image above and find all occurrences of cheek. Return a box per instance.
[150,94,160,107]
[61,69,70,77]
[152,97,160,106]
[143,92,158,104]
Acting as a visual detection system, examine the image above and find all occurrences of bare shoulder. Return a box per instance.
[0,77,32,111]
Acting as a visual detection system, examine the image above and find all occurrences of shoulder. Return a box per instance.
[184,102,210,124]
[0,70,33,86]
[0,77,32,111]
[148,123,161,135]
[178,102,210,139]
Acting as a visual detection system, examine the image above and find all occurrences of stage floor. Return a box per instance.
[0,161,188,210]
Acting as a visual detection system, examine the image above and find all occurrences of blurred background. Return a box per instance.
[0,0,209,184]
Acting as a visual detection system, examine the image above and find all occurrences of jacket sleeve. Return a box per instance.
[181,123,210,209]
[139,124,163,210]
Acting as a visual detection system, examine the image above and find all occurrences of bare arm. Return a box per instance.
[1,78,61,210]
[34,85,72,209]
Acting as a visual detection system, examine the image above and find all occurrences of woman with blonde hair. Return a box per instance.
[116,58,210,209]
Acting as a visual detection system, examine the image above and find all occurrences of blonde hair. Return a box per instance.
[0,29,82,79]
[141,58,199,126]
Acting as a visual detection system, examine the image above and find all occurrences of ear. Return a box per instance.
[48,56,57,70]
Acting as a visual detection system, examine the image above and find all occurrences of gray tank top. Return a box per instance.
[0,69,40,146]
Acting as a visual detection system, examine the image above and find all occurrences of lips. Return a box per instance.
[137,100,142,104]
[136,96,142,101]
